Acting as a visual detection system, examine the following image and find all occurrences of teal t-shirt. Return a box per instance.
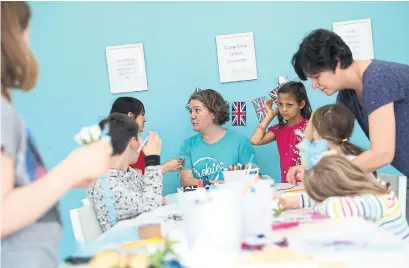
[179,130,256,181]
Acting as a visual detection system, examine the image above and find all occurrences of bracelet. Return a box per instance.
[145,155,160,166]
[257,125,266,132]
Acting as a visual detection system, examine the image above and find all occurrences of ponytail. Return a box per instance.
[339,141,364,156]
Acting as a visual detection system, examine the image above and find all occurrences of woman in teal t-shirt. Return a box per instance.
[180,89,256,186]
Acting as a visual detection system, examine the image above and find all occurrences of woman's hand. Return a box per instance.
[162,158,185,174]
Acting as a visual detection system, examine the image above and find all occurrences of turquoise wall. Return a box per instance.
[13,1,409,260]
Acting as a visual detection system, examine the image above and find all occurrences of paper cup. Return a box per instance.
[178,188,242,257]
[241,180,275,237]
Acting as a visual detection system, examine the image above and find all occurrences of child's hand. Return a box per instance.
[265,99,279,117]
[142,132,162,156]
[287,165,305,185]
[279,196,301,210]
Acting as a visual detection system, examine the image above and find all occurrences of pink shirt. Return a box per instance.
[268,119,308,183]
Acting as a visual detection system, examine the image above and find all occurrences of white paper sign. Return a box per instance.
[332,18,374,60]
[216,32,258,83]
[106,44,148,94]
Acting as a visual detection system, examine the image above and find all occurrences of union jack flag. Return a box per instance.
[269,87,279,104]
[186,87,201,109]
[252,96,268,123]
[232,101,246,126]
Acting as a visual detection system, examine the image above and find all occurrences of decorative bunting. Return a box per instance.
[268,76,289,105]
[269,87,279,104]
[232,101,246,126]
[186,87,201,109]
[252,96,268,123]
[184,76,291,126]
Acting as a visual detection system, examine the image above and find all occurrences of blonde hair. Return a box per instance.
[304,155,388,202]
[1,1,39,101]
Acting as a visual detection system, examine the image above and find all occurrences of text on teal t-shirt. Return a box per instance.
[179,130,256,181]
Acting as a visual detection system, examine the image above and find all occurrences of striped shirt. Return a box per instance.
[299,192,409,240]
[299,177,391,209]
[287,153,409,240]
[296,176,388,208]
[298,154,390,209]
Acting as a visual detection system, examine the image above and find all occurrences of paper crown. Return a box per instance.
[278,76,289,87]
[295,129,332,170]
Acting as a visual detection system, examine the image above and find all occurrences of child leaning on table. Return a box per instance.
[88,113,163,232]
[296,153,409,241]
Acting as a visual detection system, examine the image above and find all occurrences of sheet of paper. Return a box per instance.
[216,32,258,83]
[332,18,374,60]
[106,43,148,94]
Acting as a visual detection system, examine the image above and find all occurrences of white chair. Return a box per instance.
[81,198,91,207]
[379,173,407,219]
[69,205,103,241]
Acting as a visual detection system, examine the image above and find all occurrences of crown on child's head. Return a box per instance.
[75,124,110,146]
[269,76,289,104]
[295,129,337,170]
[278,76,289,88]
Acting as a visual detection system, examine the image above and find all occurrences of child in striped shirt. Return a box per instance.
[303,154,409,241]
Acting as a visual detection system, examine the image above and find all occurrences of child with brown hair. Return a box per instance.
[309,104,364,157]
[88,113,163,232]
[287,103,377,184]
[250,80,312,183]
[281,104,386,209]
[303,154,409,241]
[1,2,115,267]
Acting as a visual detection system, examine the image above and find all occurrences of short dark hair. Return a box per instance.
[99,113,139,155]
[292,29,353,80]
[110,97,145,117]
[188,89,230,126]
[277,81,312,129]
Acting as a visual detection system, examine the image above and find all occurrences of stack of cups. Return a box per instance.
[241,180,275,237]
[178,186,243,259]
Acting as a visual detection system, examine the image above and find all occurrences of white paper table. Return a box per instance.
[61,186,409,267]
